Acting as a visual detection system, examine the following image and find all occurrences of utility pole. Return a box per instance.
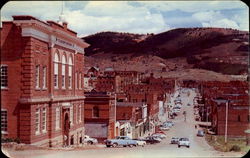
[225,100,229,144]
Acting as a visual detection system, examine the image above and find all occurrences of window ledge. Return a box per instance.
[1,87,9,90]
[35,132,40,135]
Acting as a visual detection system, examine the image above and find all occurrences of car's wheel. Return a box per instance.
[87,141,93,145]
[123,145,127,147]
[129,144,134,148]
[178,145,180,148]
[112,143,118,147]
[187,146,190,148]
[106,145,111,147]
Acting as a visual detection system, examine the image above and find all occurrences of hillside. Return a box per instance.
[83,28,249,78]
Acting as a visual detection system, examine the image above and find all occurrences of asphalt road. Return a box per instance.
[3,89,245,158]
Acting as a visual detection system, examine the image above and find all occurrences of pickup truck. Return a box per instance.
[104,136,137,147]
[83,135,98,145]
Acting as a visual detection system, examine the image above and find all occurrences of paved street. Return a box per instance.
[3,89,245,158]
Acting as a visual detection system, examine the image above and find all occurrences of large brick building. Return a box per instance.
[1,15,89,147]
[84,91,116,142]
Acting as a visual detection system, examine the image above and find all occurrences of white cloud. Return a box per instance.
[1,1,248,36]
[136,1,248,13]
[192,11,240,29]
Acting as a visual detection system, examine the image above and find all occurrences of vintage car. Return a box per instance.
[170,137,179,144]
[178,138,190,148]
[83,135,98,145]
[133,139,146,147]
[104,136,137,147]
[143,136,161,144]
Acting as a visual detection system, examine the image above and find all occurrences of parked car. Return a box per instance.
[170,137,179,144]
[172,108,180,113]
[197,130,205,137]
[104,136,137,147]
[163,121,174,127]
[143,136,161,144]
[152,133,166,139]
[134,139,146,147]
[160,126,170,131]
[83,135,98,145]
[178,138,190,148]
[187,103,191,106]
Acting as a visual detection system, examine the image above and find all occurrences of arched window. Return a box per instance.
[68,56,73,89]
[62,54,66,89]
[93,106,99,118]
[54,52,60,89]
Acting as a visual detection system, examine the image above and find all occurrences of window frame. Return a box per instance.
[0,65,8,89]
[1,109,8,134]
[35,108,41,135]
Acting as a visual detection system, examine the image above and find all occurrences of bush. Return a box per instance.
[230,145,241,152]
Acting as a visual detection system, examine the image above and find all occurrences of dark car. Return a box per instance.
[143,136,161,144]
[170,137,179,144]
[197,130,205,137]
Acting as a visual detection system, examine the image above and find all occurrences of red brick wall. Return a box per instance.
[1,22,23,138]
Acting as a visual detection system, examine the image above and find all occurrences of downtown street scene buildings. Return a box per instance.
[1,15,249,158]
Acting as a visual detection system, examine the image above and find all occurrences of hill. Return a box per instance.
[83,28,249,78]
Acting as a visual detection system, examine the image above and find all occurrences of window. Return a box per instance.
[1,109,7,133]
[79,73,81,89]
[42,108,47,132]
[93,106,99,118]
[55,107,61,130]
[54,53,59,89]
[35,109,40,135]
[68,56,73,89]
[68,66,72,89]
[35,65,40,88]
[42,66,47,89]
[238,115,241,122]
[75,72,78,89]
[0,65,8,88]
[70,106,73,125]
[62,55,66,89]
[79,104,82,122]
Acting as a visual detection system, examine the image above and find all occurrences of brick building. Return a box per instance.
[84,91,116,142]
[201,81,249,136]
[1,15,89,147]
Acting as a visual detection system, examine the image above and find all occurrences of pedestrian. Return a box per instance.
[195,125,197,129]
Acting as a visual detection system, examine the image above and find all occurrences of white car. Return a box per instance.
[160,126,170,131]
[152,133,166,139]
[178,138,190,148]
[83,135,98,145]
[134,139,146,147]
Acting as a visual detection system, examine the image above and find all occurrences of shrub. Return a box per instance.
[230,145,241,152]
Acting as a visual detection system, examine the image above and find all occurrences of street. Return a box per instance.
[3,89,244,158]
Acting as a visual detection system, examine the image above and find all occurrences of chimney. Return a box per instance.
[63,22,68,30]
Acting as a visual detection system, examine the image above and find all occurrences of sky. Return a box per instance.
[1,1,249,37]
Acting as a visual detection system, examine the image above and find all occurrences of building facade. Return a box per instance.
[1,15,89,147]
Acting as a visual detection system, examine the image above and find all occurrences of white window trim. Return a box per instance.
[42,66,47,89]
[68,66,72,89]
[0,65,8,89]
[54,62,59,89]
[79,104,82,123]
[35,65,40,89]
[35,109,40,135]
[70,106,74,125]
[42,108,47,133]
[1,109,8,134]
[55,107,61,130]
